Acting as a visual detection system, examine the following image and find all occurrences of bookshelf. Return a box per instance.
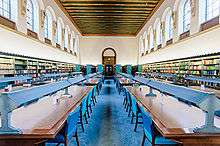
[142,54,220,78]
[0,57,14,76]
[0,53,76,78]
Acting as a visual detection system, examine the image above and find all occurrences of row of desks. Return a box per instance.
[0,85,92,146]
[127,85,220,145]
[117,75,220,145]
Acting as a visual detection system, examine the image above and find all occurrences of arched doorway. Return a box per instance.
[102,48,116,76]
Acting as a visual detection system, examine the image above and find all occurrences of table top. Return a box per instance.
[190,86,220,98]
[118,77,135,86]
[126,86,220,138]
[0,85,92,139]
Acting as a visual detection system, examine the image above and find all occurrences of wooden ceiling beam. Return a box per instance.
[58,0,162,35]
[69,13,149,17]
[65,7,153,11]
[62,3,156,8]
[73,15,147,18]
[67,10,151,14]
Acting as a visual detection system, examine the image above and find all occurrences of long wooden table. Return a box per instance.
[127,86,220,146]
[0,86,92,146]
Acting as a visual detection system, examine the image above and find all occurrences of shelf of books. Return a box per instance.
[142,54,220,78]
[0,53,76,78]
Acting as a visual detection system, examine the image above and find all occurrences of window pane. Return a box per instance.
[183,0,191,32]
[26,0,34,31]
[0,0,11,19]
[44,14,49,38]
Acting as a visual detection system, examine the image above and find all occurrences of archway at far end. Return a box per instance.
[102,48,117,76]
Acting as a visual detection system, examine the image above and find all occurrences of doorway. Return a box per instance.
[102,48,116,76]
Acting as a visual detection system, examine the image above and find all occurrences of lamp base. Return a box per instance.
[0,126,21,134]
[62,94,72,98]
[145,93,157,97]
[194,125,220,133]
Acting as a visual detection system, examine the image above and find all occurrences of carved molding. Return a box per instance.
[172,11,177,29]
[52,21,57,37]
[62,28,65,42]
[20,0,27,16]
[40,10,46,28]
[190,0,196,17]
[161,21,165,38]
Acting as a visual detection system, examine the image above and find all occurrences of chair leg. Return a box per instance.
[79,115,84,132]
[128,107,131,117]
[126,104,129,112]
[87,106,90,118]
[92,98,96,106]
[75,130,80,146]
[84,114,88,124]
[141,134,146,146]
[90,105,92,113]
[131,113,134,124]
[134,113,139,132]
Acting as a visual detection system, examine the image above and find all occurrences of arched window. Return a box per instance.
[144,36,148,52]
[26,0,34,31]
[64,27,69,49]
[74,35,79,55]
[139,36,144,54]
[156,22,162,46]
[165,11,173,41]
[70,33,73,51]
[149,28,154,49]
[44,11,52,40]
[56,20,62,45]
[200,0,220,23]
[179,0,191,34]
[0,0,17,21]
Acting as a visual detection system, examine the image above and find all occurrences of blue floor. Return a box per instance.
[47,79,144,146]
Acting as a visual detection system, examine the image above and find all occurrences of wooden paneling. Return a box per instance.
[58,0,163,35]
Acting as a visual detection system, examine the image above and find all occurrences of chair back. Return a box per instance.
[87,90,92,105]
[140,107,154,143]
[81,96,87,115]
[130,95,137,113]
[66,107,80,140]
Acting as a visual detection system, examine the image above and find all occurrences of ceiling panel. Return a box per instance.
[58,0,163,36]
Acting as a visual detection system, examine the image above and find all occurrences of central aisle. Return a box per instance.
[78,79,143,146]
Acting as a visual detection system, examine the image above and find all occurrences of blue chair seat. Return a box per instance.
[155,136,177,145]
[144,130,177,145]
[47,133,65,143]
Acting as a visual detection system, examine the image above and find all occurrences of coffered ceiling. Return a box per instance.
[58,0,164,36]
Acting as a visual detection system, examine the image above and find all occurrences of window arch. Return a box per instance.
[155,22,162,46]
[44,10,52,40]
[179,0,191,34]
[64,26,69,49]
[139,36,144,54]
[165,10,173,41]
[26,0,39,32]
[143,31,148,52]
[26,0,34,31]
[74,34,79,55]
[0,0,17,21]
[148,27,154,49]
[56,19,63,45]
[199,0,220,23]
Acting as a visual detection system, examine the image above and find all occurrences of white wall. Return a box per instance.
[137,0,220,64]
[79,36,138,65]
[0,0,81,63]
[139,26,220,64]
[0,26,78,63]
